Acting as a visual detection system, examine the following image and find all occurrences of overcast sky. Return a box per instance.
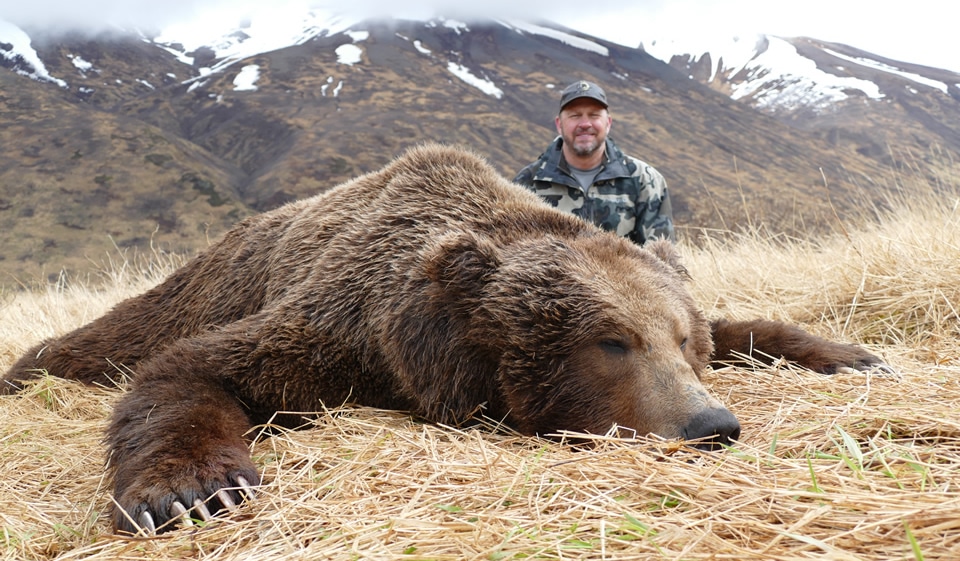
[4,0,956,72]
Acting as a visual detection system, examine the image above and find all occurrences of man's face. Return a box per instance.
[555,98,612,159]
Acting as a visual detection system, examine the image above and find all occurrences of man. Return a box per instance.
[514,80,675,244]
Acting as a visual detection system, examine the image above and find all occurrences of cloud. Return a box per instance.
[2,0,955,72]
[5,0,218,33]
[3,0,591,34]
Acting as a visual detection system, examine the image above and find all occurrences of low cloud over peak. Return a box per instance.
[2,0,588,36]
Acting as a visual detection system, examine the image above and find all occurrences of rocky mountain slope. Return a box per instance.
[644,33,960,168]
[2,15,959,283]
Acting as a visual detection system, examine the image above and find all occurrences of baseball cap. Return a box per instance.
[559,80,608,111]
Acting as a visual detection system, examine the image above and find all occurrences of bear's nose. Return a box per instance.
[681,407,741,451]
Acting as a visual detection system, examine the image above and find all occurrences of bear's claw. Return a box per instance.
[217,489,237,510]
[235,475,257,500]
[138,511,155,534]
[125,474,259,535]
[872,362,899,376]
[192,498,213,522]
[838,360,899,376]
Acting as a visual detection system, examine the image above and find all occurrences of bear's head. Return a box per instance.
[413,230,740,448]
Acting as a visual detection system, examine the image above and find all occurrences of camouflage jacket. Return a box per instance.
[513,137,675,245]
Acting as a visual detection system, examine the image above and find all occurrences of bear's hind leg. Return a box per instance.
[710,318,891,374]
[1,339,122,394]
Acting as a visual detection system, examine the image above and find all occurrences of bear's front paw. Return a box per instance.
[818,346,897,376]
[113,464,260,535]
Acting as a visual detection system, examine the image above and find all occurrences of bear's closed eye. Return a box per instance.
[599,339,628,354]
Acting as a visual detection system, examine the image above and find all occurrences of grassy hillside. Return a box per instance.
[1,178,958,560]
[10,20,960,284]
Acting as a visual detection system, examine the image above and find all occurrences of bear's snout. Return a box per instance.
[681,407,741,450]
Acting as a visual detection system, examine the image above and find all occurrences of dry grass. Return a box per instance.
[3,186,960,560]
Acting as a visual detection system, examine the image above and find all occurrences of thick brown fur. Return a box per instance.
[2,144,886,534]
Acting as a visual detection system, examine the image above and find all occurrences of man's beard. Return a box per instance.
[571,136,602,157]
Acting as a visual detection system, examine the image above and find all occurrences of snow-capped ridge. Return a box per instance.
[731,36,883,111]
[644,33,766,84]
[158,13,535,101]
[642,30,960,114]
[3,10,958,114]
[153,7,362,78]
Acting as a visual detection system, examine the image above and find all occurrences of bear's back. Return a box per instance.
[261,144,593,287]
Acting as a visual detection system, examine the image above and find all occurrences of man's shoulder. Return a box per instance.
[514,139,563,184]
[513,160,541,185]
[618,152,665,183]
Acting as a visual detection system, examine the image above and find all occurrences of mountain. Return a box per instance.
[643,33,960,169]
[2,14,959,283]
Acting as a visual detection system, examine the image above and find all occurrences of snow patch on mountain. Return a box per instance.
[233,64,260,91]
[413,40,431,55]
[345,30,369,43]
[447,62,503,99]
[336,30,367,66]
[0,19,67,87]
[822,48,949,94]
[425,18,470,35]
[502,20,608,56]
[318,76,343,98]
[395,33,433,56]
[397,21,508,99]
[336,44,362,65]
[68,54,95,74]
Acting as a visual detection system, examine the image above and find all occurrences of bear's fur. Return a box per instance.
[2,144,886,534]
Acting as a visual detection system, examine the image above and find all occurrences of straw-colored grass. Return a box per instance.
[3,186,960,560]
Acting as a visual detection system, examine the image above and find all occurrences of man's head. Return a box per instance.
[556,80,612,162]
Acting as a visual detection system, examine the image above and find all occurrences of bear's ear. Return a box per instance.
[422,231,501,294]
[645,239,691,280]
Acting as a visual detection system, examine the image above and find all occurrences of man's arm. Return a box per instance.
[635,164,676,244]
[649,188,676,242]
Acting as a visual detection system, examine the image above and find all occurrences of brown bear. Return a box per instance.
[1,144,887,534]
